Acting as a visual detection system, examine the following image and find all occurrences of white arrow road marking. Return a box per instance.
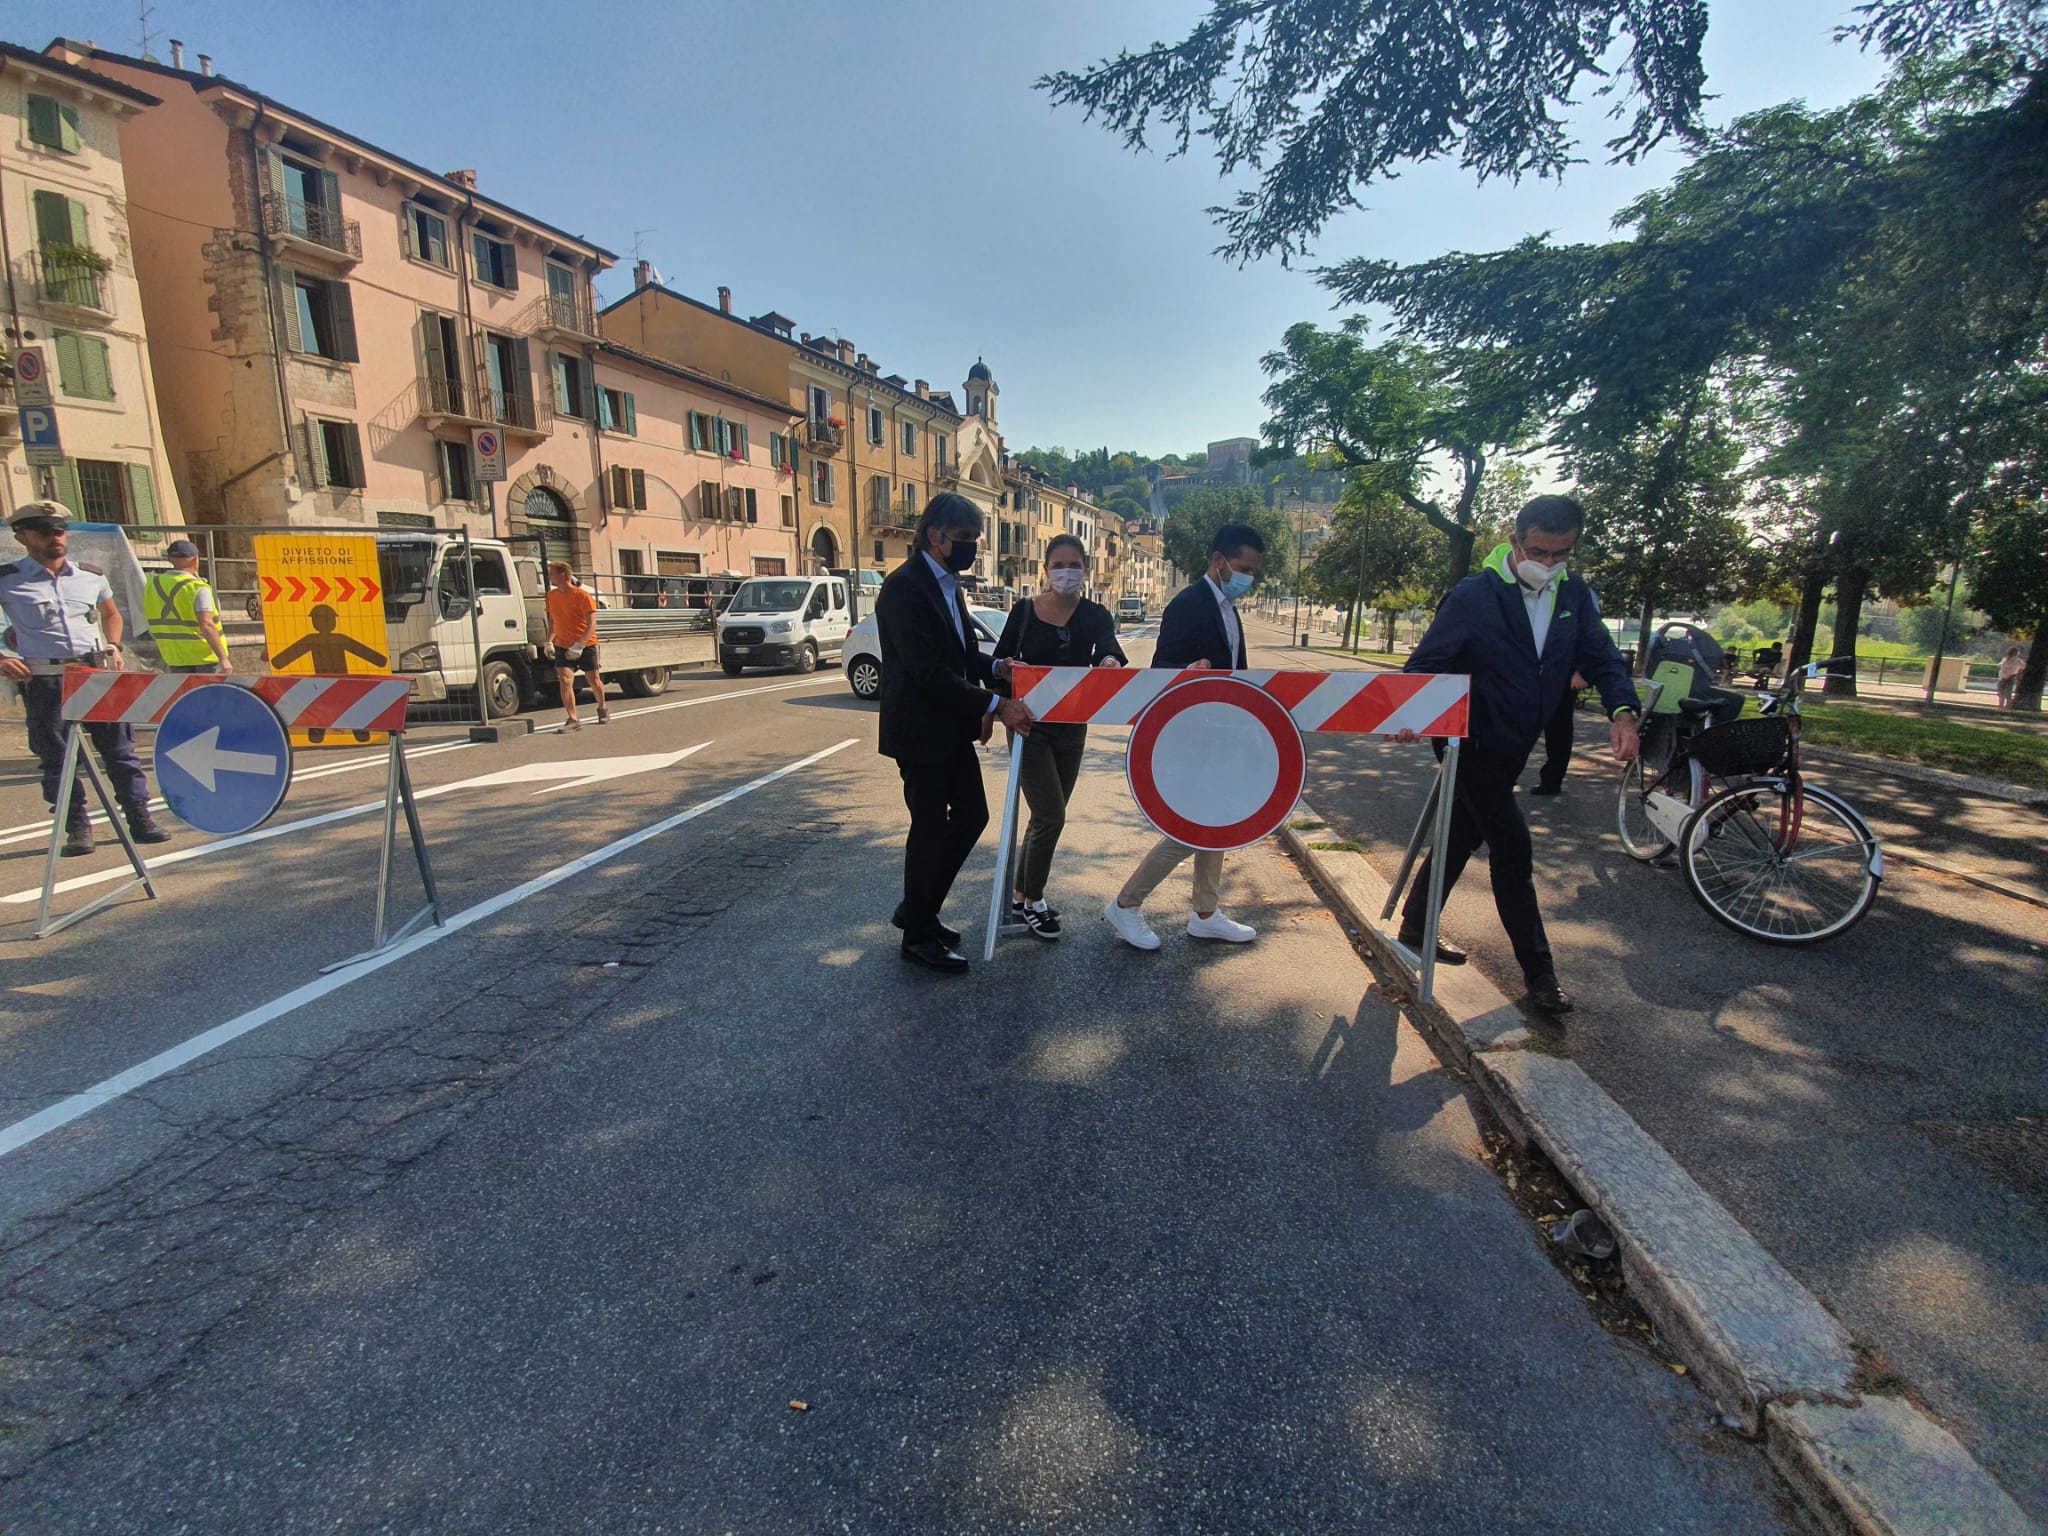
[438,747,708,796]
[3,743,711,906]
[165,727,282,792]
[0,738,860,1158]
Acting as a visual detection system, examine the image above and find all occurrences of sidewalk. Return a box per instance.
[0,743,1800,1533]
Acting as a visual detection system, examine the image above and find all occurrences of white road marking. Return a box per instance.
[0,738,859,1159]
[3,743,710,906]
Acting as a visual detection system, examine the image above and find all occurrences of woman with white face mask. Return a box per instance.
[992,534,1127,938]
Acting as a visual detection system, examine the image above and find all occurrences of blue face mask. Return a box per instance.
[1218,568,1255,601]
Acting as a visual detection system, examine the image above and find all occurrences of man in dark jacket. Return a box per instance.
[877,493,1034,973]
[1104,523,1264,951]
[1397,496,1640,1018]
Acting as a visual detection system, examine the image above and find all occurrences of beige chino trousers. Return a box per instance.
[1116,834,1223,914]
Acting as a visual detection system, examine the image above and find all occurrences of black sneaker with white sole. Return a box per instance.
[1020,904,1063,940]
[1011,897,1061,922]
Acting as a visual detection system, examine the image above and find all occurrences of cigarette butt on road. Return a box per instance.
[789,1400,810,1412]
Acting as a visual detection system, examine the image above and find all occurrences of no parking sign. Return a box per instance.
[472,427,506,482]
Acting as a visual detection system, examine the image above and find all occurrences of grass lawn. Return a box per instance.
[1796,704,2048,790]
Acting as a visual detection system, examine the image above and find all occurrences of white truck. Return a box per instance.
[376,533,710,718]
[1117,594,1147,627]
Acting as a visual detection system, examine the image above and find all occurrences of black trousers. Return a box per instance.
[21,675,150,818]
[897,744,988,943]
[1537,689,1577,789]
[1401,747,1554,982]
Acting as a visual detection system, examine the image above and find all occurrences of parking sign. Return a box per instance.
[23,406,65,467]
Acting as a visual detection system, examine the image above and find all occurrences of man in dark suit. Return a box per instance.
[1104,523,1265,951]
[1396,496,1640,1019]
[877,493,1034,973]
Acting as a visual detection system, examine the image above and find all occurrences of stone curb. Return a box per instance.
[1799,745,2048,807]
[1279,806,2040,1536]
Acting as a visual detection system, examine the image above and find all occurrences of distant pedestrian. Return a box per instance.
[993,534,1126,939]
[545,561,607,730]
[1531,671,1587,796]
[1998,645,2025,709]
[144,539,232,674]
[0,503,173,856]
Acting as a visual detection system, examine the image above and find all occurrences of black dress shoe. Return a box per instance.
[900,938,969,974]
[1397,927,1468,964]
[1530,783,1563,797]
[892,903,961,948]
[1527,974,1574,1015]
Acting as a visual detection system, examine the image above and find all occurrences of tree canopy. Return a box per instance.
[1160,487,1297,582]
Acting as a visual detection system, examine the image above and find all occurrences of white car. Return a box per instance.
[843,607,1005,700]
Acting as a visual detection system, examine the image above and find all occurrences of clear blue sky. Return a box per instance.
[34,0,1887,457]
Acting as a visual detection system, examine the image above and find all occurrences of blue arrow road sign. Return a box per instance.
[156,686,294,835]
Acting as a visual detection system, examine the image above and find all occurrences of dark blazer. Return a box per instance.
[1153,578,1245,670]
[1405,544,1639,761]
[876,553,998,763]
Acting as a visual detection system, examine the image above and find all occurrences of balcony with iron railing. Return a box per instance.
[804,418,843,454]
[866,503,917,534]
[262,193,363,265]
[29,248,113,320]
[483,384,549,438]
[521,290,598,340]
[417,373,486,425]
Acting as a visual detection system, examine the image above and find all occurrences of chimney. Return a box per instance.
[856,353,871,372]
[198,53,214,75]
[634,259,652,290]
[444,168,477,191]
[169,38,184,68]
[800,332,811,346]
[914,379,928,398]
[838,339,856,366]
[717,285,731,314]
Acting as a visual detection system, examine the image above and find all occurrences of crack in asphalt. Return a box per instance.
[0,814,842,1484]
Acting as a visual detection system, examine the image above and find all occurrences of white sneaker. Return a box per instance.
[1104,900,1161,951]
[1187,910,1256,943]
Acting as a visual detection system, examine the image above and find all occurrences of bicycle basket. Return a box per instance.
[1687,717,1791,777]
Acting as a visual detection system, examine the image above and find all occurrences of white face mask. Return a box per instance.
[1047,568,1085,597]
[1515,558,1560,590]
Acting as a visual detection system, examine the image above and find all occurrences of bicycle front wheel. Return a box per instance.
[1680,782,1881,944]
[1616,756,1673,863]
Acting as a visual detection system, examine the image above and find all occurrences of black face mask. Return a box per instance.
[942,539,978,572]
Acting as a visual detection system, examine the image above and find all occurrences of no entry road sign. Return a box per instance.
[1126,675,1306,851]
[155,685,293,835]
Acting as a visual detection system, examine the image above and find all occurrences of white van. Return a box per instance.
[716,575,850,675]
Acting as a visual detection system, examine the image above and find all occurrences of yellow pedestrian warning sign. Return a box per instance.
[255,534,394,747]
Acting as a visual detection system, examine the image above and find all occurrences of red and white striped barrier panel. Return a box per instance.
[60,667,414,733]
[1009,665,1470,737]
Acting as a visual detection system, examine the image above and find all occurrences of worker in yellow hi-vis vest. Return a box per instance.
[144,539,233,674]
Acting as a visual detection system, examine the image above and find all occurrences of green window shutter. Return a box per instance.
[65,335,112,401]
[419,310,446,382]
[597,388,615,431]
[508,338,532,404]
[58,103,82,152]
[424,212,447,267]
[330,283,359,362]
[125,464,163,532]
[317,168,342,218]
[27,95,62,148]
[631,468,646,508]
[267,146,289,196]
[608,465,625,506]
[275,267,304,353]
[551,354,570,414]
[65,196,92,248]
[623,394,636,435]
[688,413,703,451]
[769,433,782,469]
[339,426,364,489]
[33,189,70,247]
[746,488,758,524]
[53,330,82,394]
[50,461,84,515]
[306,418,330,487]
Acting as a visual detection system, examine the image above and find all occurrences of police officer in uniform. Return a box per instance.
[144,538,233,674]
[1,502,173,856]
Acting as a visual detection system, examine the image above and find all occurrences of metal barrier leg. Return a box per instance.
[983,735,1027,962]
[36,727,157,940]
[322,734,442,972]
[1380,774,1442,922]
[1418,740,1459,1005]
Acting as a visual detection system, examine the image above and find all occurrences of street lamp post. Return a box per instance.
[1290,492,1306,647]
